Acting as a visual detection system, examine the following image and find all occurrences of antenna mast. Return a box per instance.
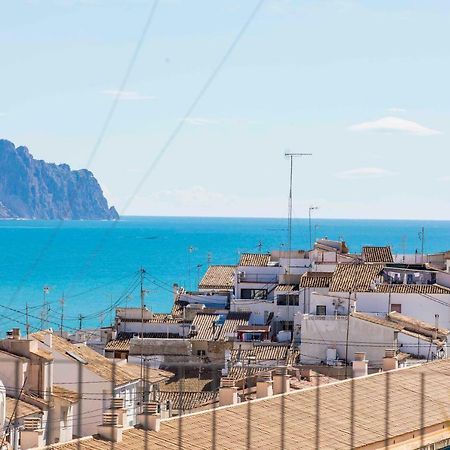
[139,267,148,398]
[60,294,65,337]
[419,227,425,263]
[26,303,30,339]
[285,152,312,274]
[41,286,50,330]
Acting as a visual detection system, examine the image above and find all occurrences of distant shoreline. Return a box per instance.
[2,215,450,223]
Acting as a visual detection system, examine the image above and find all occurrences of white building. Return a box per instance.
[32,330,142,437]
[310,261,450,329]
[0,329,76,449]
[300,311,448,367]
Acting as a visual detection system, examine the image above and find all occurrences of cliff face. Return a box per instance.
[0,139,119,220]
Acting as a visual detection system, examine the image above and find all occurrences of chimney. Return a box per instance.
[97,412,123,443]
[273,367,290,395]
[173,283,179,301]
[352,352,368,378]
[137,401,161,431]
[43,330,53,348]
[110,397,128,426]
[20,418,45,450]
[12,328,21,340]
[219,378,238,406]
[382,349,398,372]
[256,373,273,399]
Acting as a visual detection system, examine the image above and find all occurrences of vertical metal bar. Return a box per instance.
[47,364,54,445]
[281,390,285,450]
[111,358,116,450]
[15,358,19,445]
[211,363,218,450]
[144,359,149,450]
[246,366,251,449]
[384,371,390,448]
[420,372,425,447]
[178,364,184,449]
[350,376,355,448]
[77,360,82,450]
[280,368,286,450]
[315,374,320,450]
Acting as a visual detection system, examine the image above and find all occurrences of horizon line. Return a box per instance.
[119,214,450,222]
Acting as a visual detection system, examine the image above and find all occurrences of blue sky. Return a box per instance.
[1,0,450,219]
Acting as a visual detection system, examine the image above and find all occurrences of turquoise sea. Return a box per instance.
[1,216,450,334]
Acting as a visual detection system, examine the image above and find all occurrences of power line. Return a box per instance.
[85,0,159,169]
[43,0,265,324]
[0,1,160,314]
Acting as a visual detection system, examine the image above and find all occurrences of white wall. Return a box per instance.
[0,352,27,397]
[277,257,310,274]
[33,341,139,437]
[309,292,352,316]
[235,266,282,298]
[397,332,446,360]
[354,292,450,329]
[300,315,397,367]
[315,291,450,329]
[118,321,184,336]
[230,300,275,325]
[436,271,450,288]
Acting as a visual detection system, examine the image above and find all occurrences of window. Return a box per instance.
[277,294,299,306]
[241,289,268,300]
[391,304,402,313]
[197,350,206,357]
[281,321,293,331]
[316,305,327,315]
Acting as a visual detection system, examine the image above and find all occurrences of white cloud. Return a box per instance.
[101,90,155,101]
[438,176,450,182]
[348,116,441,136]
[337,167,396,179]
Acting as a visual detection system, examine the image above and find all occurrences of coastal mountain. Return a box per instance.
[0,139,119,220]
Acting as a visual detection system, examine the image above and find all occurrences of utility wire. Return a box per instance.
[44,0,265,328]
[85,0,159,168]
[1,1,160,313]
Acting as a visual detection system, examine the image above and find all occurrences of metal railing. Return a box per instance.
[0,352,448,450]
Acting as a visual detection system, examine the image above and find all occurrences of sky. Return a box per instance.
[1,0,450,220]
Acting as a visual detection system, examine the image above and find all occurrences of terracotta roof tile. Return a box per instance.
[191,312,251,341]
[199,265,235,290]
[216,312,251,341]
[105,332,182,353]
[239,253,271,267]
[190,313,221,340]
[329,263,384,292]
[48,359,450,450]
[32,332,140,387]
[375,283,450,294]
[230,344,298,364]
[157,391,218,412]
[52,385,79,404]
[300,272,333,288]
[6,396,41,421]
[274,284,298,292]
[362,246,394,263]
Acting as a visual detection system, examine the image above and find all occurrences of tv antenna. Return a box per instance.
[285,152,312,273]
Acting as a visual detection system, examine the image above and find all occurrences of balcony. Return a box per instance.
[238,274,278,284]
